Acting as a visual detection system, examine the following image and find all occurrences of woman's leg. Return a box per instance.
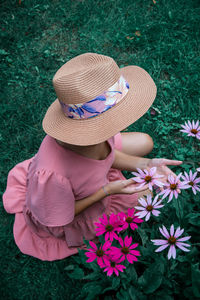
[121,132,154,157]
[120,132,154,199]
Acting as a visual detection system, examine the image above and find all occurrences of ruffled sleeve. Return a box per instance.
[25,169,75,227]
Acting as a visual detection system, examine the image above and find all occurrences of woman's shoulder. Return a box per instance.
[29,135,73,177]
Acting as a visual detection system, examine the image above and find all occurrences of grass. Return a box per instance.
[0,0,199,299]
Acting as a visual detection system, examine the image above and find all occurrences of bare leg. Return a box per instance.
[121,132,154,157]
[120,132,154,200]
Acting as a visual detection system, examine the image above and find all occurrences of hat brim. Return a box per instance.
[42,65,157,145]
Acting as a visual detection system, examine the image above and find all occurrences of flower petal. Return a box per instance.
[170,224,174,236]
[155,244,169,252]
[151,239,168,245]
[152,209,160,217]
[145,212,151,221]
[138,197,147,207]
[174,227,184,238]
[177,236,191,242]
[176,242,190,252]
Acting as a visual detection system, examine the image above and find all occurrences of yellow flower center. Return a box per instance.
[170,183,177,190]
[110,261,116,267]
[168,236,176,244]
[96,249,104,257]
[189,181,194,186]
[121,247,129,254]
[191,129,198,134]
[126,217,133,223]
[145,175,152,183]
[146,205,153,211]
[106,224,113,232]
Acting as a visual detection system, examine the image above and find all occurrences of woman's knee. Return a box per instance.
[121,132,154,156]
[142,133,154,155]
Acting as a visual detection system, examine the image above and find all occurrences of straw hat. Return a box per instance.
[42,52,157,145]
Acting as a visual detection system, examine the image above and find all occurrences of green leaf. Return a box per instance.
[191,263,200,297]
[186,213,200,226]
[172,197,183,220]
[83,271,102,281]
[153,290,174,300]
[117,288,132,300]
[64,264,75,271]
[67,266,84,279]
[82,282,102,299]
[126,264,138,283]
[102,277,121,293]
[137,227,149,247]
[129,286,147,300]
[112,277,121,289]
[138,262,164,294]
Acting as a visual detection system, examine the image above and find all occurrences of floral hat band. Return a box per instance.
[58,75,130,119]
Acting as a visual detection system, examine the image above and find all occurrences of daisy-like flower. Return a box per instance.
[109,235,140,264]
[94,213,121,242]
[181,170,200,195]
[134,194,164,221]
[180,120,200,140]
[197,167,200,173]
[158,173,187,202]
[131,167,165,191]
[101,256,126,276]
[117,208,143,231]
[85,241,111,266]
[151,225,191,259]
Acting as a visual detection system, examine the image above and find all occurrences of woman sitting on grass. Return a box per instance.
[3,52,182,261]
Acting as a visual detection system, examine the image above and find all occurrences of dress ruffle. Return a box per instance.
[3,160,139,261]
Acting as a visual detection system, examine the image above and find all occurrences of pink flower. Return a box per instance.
[151,225,191,259]
[117,208,143,231]
[131,167,164,191]
[158,173,187,202]
[180,120,200,140]
[135,194,164,221]
[85,240,111,266]
[109,235,140,264]
[101,256,126,276]
[94,213,121,242]
[181,170,200,195]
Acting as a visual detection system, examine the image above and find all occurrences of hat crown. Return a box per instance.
[53,53,120,104]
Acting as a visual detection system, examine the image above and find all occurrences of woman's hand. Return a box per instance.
[105,179,149,195]
[147,158,183,191]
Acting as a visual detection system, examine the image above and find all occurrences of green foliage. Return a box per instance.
[1,0,200,299]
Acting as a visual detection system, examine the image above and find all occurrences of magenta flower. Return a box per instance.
[117,208,143,231]
[109,235,140,264]
[158,173,187,202]
[94,213,121,242]
[131,167,164,191]
[101,256,126,276]
[85,240,111,266]
[135,194,164,221]
[180,120,200,140]
[181,170,200,195]
[197,167,200,173]
[151,225,191,259]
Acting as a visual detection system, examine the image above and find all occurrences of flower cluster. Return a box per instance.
[84,120,199,275]
[85,209,143,276]
[131,166,200,203]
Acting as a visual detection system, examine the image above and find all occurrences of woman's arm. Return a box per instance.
[75,179,149,216]
[112,149,151,171]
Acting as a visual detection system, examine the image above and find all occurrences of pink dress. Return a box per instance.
[3,133,139,261]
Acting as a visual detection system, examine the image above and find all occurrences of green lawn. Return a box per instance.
[0,0,199,299]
